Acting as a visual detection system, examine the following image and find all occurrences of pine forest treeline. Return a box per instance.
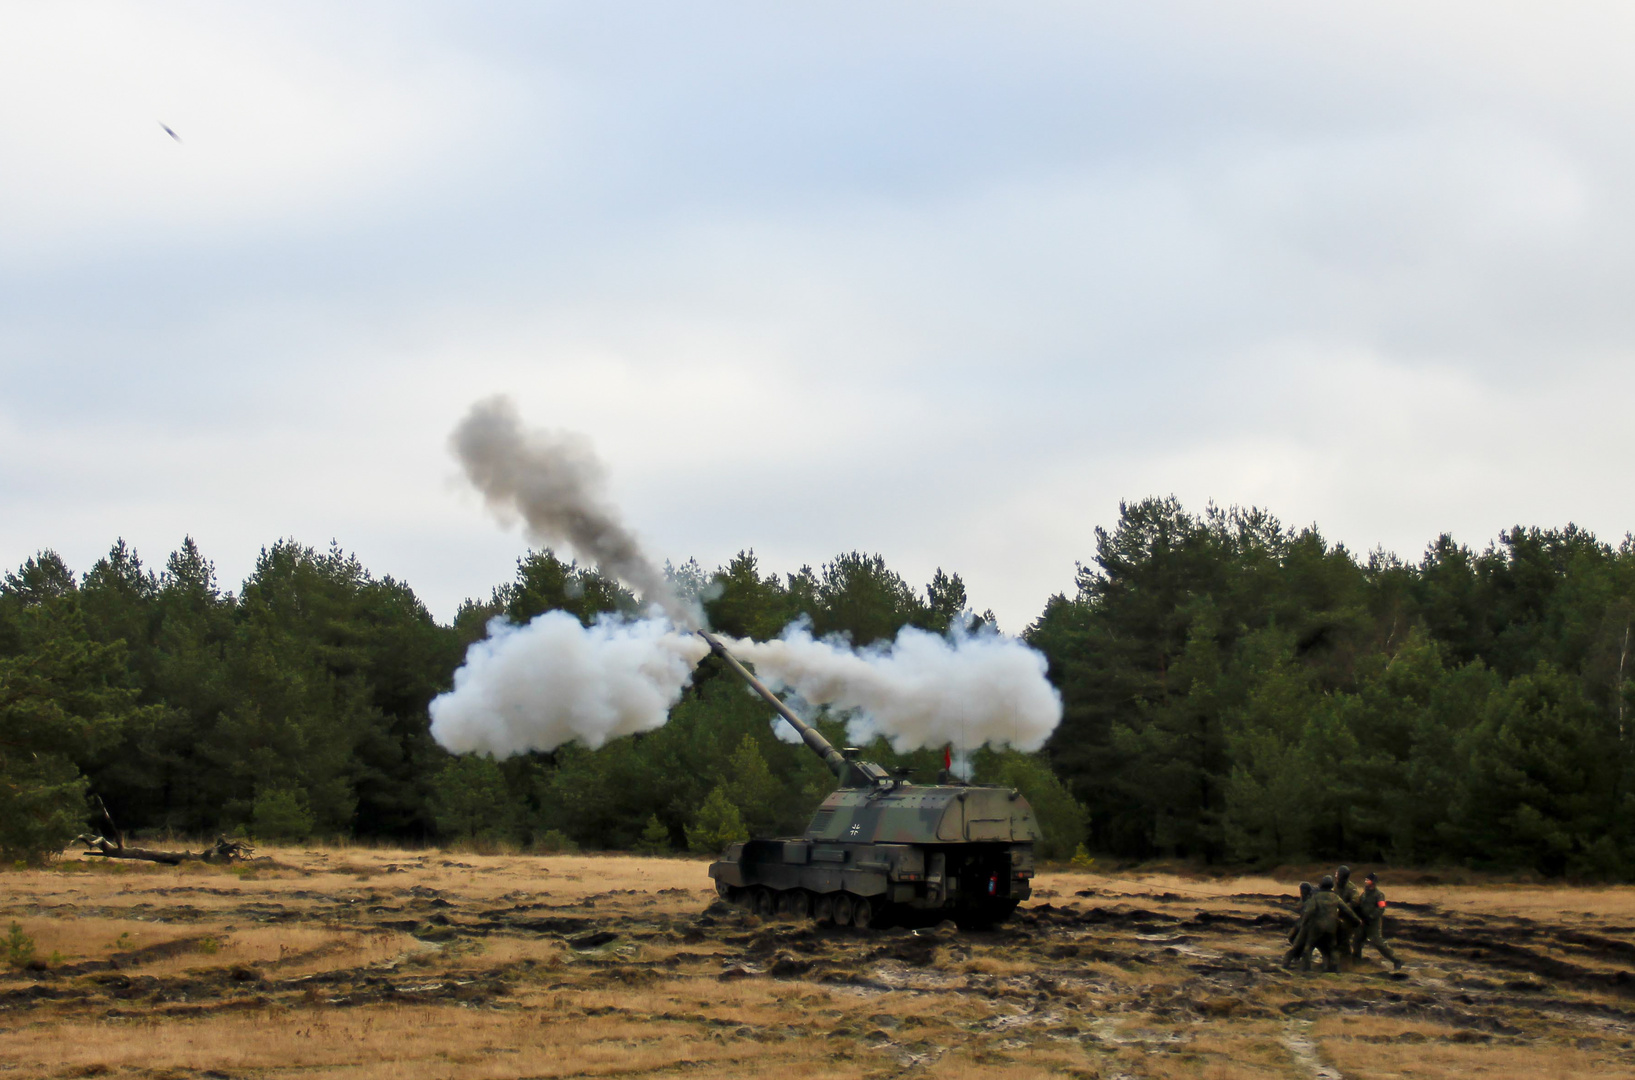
[3,497,1634,878]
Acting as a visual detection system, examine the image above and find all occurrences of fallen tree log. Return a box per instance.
[72,833,255,864]
[71,796,255,864]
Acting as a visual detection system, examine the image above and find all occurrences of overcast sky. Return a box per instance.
[5,2,1635,630]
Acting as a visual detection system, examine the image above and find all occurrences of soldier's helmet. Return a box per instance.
[1319,874,1335,890]
[1298,881,1314,899]
[1336,865,1351,883]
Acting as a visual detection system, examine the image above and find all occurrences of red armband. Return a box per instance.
[1377,900,1386,909]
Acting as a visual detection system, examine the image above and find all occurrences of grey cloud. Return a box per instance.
[4,2,1635,630]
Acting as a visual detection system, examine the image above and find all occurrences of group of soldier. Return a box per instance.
[1283,865,1404,973]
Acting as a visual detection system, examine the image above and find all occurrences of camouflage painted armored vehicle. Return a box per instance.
[699,630,1039,930]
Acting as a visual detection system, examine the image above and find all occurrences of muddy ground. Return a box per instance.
[1,849,1632,1079]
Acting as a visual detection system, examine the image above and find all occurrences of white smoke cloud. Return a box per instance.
[450,395,699,627]
[728,621,1062,755]
[429,611,709,757]
[429,611,1064,761]
[438,401,1063,762]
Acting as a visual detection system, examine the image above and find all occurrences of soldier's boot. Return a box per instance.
[1370,926,1401,969]
[1283,928,1310,968]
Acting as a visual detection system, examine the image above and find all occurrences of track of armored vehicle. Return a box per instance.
[698,630,1040,930]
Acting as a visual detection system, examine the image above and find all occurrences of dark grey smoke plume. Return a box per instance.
[451,396,697,626]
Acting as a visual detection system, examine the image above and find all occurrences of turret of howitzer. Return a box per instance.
[697,629,1040,931]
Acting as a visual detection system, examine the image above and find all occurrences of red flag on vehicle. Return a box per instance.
[944,744,953,770]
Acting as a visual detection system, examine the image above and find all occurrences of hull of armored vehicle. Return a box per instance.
[695,627,1041,930]
[709,781,1039,929]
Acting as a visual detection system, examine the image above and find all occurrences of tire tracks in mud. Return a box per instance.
[5,878,1635,1071]
[1010,896,1635,1053]
[1282,1020,1345,1079]
[1037,891,1635,996]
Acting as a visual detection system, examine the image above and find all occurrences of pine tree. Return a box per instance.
[429,755,516,841]
[0,552,158,863]
[686,785,749,852]
[722,735,780,837]
[639,814,671,854]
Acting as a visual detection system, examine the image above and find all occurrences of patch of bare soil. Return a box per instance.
[1,851,1631,1079]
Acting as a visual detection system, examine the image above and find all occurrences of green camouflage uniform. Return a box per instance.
[1299,890,1361,973]
[1352,883,1400,965]
[1335,876,1364,958]
[1282,891,1314,966]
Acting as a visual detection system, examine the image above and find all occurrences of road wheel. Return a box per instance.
[753,887,777,919]
[851,896,873,930]
[832,892,855,928]
[781,890,811,920]
[812,893,835,925]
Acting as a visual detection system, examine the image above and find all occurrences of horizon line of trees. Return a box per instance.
[3,498,1633,878]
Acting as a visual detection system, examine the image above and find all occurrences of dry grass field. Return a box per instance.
[2,848,1633,1080]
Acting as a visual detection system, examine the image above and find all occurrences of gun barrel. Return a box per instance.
[697,629,847,778]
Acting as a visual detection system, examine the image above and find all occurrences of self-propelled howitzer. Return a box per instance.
[698,629,1038,930]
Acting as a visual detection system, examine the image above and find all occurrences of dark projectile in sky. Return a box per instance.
[159,122,181,143]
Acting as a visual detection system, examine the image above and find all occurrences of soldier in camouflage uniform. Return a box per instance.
[1334,865,1364,960]
[1299,875,1360,973]
[1281,881,1315,968]
[1352,871,1404,970]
